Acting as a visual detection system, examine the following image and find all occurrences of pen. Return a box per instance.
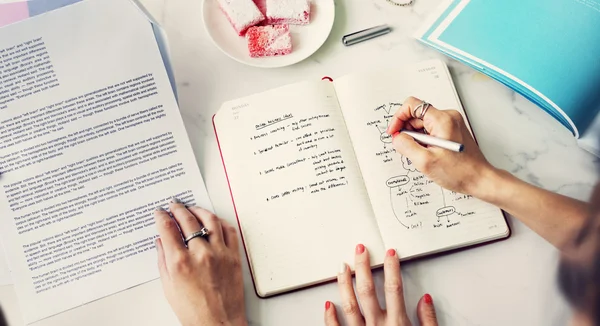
[342,25,392,46]
[401,130,464,153]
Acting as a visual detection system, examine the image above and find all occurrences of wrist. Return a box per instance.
[466,165,512,203]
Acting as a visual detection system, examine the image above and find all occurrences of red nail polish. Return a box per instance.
[356,244,365,254]
[386,249,396,257]
[424,293,433,304]
[325,301,331,310]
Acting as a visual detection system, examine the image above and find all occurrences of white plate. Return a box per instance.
[202,0,335,68]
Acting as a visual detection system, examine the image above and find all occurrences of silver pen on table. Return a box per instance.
[402,130,464,153]
[342,25,392,46]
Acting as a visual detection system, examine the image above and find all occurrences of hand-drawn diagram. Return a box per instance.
[386,173,474,230]
[367,103,475,230]
[366,103,402,164]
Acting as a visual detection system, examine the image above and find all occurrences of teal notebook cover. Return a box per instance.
[418,0,600,137]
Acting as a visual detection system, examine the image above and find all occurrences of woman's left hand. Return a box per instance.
[154,200,247,326]
[325,245,438,326]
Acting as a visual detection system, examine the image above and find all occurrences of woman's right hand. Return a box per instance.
[154,201,247,326]
[386,96,496,197]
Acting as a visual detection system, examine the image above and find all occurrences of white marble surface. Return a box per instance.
[1,0,599,325]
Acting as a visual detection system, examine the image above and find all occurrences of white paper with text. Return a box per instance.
[0,0,211,322]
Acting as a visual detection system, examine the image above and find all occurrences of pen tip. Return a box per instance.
[458,144,465,152]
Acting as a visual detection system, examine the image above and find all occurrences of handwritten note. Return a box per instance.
[214,81,386,295]
[334,61,508,255]
[244,111,350,201]
[213,62,509,295]
[364,101,479,231]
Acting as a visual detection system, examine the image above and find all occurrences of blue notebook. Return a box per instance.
[415,0,600,156]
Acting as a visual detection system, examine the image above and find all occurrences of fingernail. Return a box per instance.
[339,262,347,274]
[155,206,166,211]
[171,197,182,204]
[386,248,396,257]
[355,244,365,254]
[325,301,331,310]
[424,293,433,304]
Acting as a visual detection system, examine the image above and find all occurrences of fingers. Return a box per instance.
[387,98,415,135]
[417,294,439,326]
[337,263,365,326]
[169,199,209,251]
[383,249,407,319]
[354,244,382,323]
[392,133,431,169]
[404,96,447,126]
[156,238,169,280]
[154,207,186,260]
[406,118,425,131]
[187,206,225,246]
[387,96,449,136]
[324,301,341,326]
[220,219,240,250]
[387,96,429,134]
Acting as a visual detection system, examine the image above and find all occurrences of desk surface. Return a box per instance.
[1,0,598,325]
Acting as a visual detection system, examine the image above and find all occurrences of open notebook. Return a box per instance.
[213,60,510,297]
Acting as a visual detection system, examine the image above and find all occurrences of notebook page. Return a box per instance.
[334,60,508,258]
[214,81,385,296]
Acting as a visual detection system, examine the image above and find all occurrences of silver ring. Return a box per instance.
[412,101,430,119]
[419,102,431,119]
[184,227,209,245]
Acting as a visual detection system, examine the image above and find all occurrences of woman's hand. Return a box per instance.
[386,96,495,196]
[325,245,437,326]
[154,199,247,326]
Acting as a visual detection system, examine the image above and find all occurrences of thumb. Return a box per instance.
[392,132,430,166]
[417,294,438,326]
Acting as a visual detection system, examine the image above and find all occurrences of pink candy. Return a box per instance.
[217,0,265,36]
[266,0,310,25]
[246,25,293,57]
[219,0,312,57]
[253,0,272,24]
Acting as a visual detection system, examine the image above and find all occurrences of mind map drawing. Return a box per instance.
[367,103,475,230]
